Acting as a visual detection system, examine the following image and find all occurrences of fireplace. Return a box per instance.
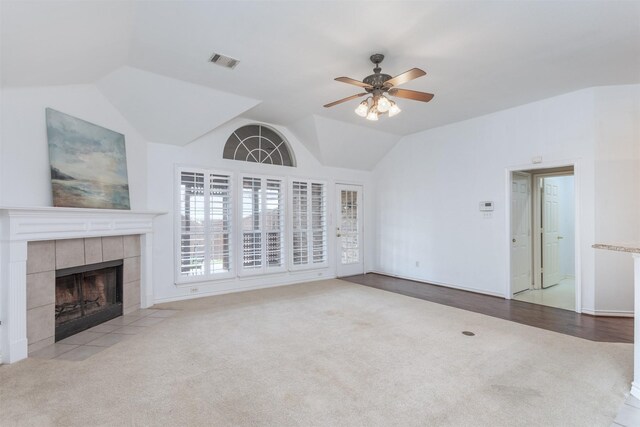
[55,260,123,341]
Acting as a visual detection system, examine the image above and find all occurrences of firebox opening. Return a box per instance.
[55,259,123,341]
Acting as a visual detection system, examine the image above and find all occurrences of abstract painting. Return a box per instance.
[46,108,131,209]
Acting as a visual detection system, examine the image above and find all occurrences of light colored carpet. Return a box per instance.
[0,279,632,426]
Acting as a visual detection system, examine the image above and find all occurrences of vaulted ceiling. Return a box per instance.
[2,1,639,169]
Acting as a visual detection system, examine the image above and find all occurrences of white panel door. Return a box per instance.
[542,179,562,288]
[336,184,364,277]
[511,173,532,294]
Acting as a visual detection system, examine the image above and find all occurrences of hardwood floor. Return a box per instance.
[342,273,633,343]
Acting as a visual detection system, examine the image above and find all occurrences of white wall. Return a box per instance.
[593,85,640,314]
[147,117,375,303]
[0,84,148,209]
[373,85,639,314]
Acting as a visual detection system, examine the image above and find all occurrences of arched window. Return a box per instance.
[223,124,295,167]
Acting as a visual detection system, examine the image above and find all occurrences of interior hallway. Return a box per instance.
[513,278,575,311]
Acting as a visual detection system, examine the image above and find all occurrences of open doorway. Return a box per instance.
[510,166,576,311]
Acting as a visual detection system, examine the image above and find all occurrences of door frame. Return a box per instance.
[531,171,574,290]
[335,182,365,277]
[510,171,533,294]
[505,160,581,313]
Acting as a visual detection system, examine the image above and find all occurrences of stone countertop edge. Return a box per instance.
[593,243,640,254]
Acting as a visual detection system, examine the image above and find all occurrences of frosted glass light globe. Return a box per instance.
[377,96,391,113]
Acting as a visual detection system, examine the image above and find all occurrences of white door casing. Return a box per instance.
[511,173,532,294]
[505,161,580,313]
[542,178,562,288]
[336,184,364,277]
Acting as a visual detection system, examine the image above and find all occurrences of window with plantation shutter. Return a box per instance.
[291,179,327,270]
[240,175,285,275]
[177,168,233,282]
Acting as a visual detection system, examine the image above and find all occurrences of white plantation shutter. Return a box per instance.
[209,174,232,274]
[180,171,206,277]
[242,177,262,270]
[311,183,327,264]
[291,180,327,269]
[177,168,233,282]
[265,179,285,268]
[292,181,309,265]
[240,175,285,275]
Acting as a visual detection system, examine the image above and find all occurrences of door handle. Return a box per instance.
[557,236,564,240]
[512,238,516,243]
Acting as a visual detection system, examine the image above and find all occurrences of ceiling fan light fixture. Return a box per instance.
[355,100,369,117]
[377,95,391,113]
[324,54,432,120]
[388,101,401,117]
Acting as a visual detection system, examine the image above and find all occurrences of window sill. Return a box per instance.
[175,274,235,287]
[288,264,329,274]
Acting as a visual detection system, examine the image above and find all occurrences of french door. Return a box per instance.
[335,184,364,277]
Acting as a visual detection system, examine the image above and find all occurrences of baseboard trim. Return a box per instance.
[580,309,633,317]
[631,382,640,400]
[153,274,337,305]
[369,270,506,299]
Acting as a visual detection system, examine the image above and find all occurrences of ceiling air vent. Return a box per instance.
[209,52,239,69]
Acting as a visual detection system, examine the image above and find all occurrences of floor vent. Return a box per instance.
[209,52,239,69]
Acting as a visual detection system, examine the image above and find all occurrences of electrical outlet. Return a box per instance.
[483,212,493,219]
[190,287,199,293]
[415,261,420,267]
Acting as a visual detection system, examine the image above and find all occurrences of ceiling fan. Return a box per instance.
[323,53,434,121]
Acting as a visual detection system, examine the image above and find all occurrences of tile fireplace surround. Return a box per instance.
[0,207,164,364]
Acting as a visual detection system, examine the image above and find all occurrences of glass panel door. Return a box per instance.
[336,184,364,277]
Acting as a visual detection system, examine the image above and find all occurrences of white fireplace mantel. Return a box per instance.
[0,206,165,364]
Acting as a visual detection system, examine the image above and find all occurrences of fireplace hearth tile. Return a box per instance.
[55,345,106,361]
[27,271,55,310]
[112,325,147,335]
[27,241,55,274]
[123,235,141,258]
[123,257,140,284]
[84,237,103,264]
[104,315,142,326]
[87,324,122,333]
[86,333,130,347]
[102,236,124,261]
[27,303,55,345]
[132,308,159,316]
[129,316,165,327]
[124,280,141,310]
[31,343,79,359]
[28,336,55,354]
[55,239,86,269]
[148,309,179,318]
[58,330,105,345]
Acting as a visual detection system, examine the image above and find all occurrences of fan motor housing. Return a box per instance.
[363,73,392,90]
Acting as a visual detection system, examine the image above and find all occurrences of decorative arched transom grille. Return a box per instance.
[223,125,295,167]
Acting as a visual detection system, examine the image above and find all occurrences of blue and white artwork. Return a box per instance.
[46,108,131,209]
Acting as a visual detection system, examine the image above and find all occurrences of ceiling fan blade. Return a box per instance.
[335,77,373,89]
[323,92,368,108]
[388,88,434,102]
[384,68,426,87]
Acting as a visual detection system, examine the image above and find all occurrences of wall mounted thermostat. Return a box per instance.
[479,201,494,211]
